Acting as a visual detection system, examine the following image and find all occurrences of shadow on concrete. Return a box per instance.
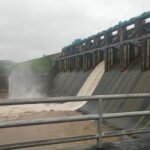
[60,137,150,150]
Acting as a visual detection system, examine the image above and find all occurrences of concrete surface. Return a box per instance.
[81,58,150,129]
[61,137,150,150]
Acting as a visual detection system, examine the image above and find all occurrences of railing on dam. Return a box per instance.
[0,93,150,149]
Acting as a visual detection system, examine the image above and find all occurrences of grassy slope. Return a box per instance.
[19,56,52,74]
[0,53,60,75]
[0,57,52,75]
[0,61,15,74]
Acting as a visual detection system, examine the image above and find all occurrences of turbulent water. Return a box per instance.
[0,61,104,118]
[0,65,49,118]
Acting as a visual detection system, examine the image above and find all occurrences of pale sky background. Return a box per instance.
[0,0,149,62]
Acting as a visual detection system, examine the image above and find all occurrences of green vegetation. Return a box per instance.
[19,56,52,74]
[0,55,53,75]
[0,60,15,74]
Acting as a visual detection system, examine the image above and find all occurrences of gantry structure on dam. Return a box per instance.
[56,12,150,72]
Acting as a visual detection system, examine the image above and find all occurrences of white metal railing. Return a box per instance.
[0,93,150,149]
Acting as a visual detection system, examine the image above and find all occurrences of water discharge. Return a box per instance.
[9,64,45,99]
[0,64,47,118]
[53,61,105,111]
[0,61,104,118]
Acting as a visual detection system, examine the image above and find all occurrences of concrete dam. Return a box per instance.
[48,12,150,130]
[0,12,150,150]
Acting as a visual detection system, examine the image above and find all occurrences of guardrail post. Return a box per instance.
[97,98,103,149]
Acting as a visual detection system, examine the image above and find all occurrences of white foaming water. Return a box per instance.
[0,61,104,118]
[9,65,44,99]
[0,65,47,118]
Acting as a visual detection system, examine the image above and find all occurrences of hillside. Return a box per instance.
[0,60,15,74]
[19,56,52,75]
[0,53,60,75]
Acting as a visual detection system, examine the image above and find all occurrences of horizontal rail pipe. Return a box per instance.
[0,93,150,149]
[103,110,150,119]
[0,114,99,128]
[103,128,150,137]
[0,93,150,106]
[0,111,149,129]
[0,135,98,150]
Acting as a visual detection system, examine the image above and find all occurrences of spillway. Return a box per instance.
[48,70,91,96]
[48,58,150,130]
[47,61,104,111]
[81,58,150,130]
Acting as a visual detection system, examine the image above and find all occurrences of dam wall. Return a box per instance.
[48,57,150,130]
[81,58,150,129]
[47,12,150,130]
[48,70,91,97]
[47,61,104,111]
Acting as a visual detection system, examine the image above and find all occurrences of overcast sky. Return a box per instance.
[0,0,149,62]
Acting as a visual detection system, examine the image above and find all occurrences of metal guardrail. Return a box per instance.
[0,93,150,149]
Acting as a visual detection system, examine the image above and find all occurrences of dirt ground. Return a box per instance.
[0,93,122,150]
